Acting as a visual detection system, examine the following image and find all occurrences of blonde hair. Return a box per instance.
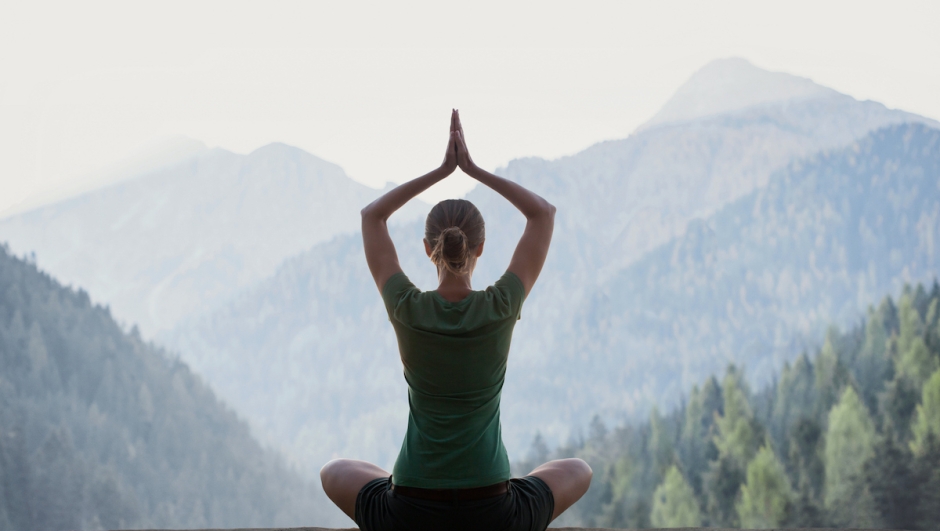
[425,199,485,276]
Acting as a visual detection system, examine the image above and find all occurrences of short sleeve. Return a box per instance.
[490,270,526,321]
[381,272,418,319]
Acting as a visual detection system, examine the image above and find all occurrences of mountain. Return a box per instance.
[546,123,940,429]
[163,60,939,475]
[0,143,424,336]
[0,245,343,530]
[638,57,840,130]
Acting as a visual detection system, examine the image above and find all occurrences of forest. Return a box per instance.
[520,281,940,529]
[0,245,325,530]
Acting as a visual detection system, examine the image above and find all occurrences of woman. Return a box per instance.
[320,110,592,531]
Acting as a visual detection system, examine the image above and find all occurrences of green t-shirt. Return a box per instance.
[381,270,526,488]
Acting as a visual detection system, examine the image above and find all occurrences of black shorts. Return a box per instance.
[355,476,555,531]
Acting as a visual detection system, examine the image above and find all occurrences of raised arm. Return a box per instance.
[454,112,555,297]
[361,111,460,291]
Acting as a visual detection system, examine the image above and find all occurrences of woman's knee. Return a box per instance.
[571,458,592,481]
[559,458,592,493]
[319,458,347,491]
[320,458,389,494]
[528,458,592,521]
[530,458,592,495]
[532,457,591,477]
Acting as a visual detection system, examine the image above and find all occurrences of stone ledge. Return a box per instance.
[119,527,874,531]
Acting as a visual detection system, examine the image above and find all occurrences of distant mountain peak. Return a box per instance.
[248,141,304,157]
[639,57,840,131]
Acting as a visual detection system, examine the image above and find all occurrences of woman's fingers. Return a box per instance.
[442,129,458,172]
[450,109,456,133]
[449,110,473,171]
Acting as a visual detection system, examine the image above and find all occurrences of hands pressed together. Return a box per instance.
[361,107,554,297]
[441,109,477,176]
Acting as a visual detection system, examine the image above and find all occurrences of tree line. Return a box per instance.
[519,281,940,529]
[0,245,327,530]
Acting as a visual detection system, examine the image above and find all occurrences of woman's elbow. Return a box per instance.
[526,202,555,225]
[541,201,557,220]
[361,203,379,221]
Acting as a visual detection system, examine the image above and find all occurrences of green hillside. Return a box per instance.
[537,282,940,530]
[0,246,325,530]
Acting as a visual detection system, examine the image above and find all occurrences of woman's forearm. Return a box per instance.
[361,166,450,221]
[466,166,555,219]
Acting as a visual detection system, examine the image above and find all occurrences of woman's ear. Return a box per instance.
[475,241,485,257]
[424,238,432,257]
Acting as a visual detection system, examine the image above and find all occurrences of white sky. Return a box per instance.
[1,0,938,213]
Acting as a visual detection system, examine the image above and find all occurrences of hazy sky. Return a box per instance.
[1,0,938,213]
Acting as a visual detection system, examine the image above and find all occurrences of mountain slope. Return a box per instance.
[0,245,338,530]
[164,62,938,473]
[0,143,423,336]
[544,123,940,429]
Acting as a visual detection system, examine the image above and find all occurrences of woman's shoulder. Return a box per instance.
[481,270,526,320]
[381,272,420,311]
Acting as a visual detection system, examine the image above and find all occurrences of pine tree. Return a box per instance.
[679,378,721,495]
[736,445,793,528]
[915,433,940,530]
[824,386,878,527]
[703,454,745,527]
[704,367,759,526]
[912,284,931,319]
[814,332,851,419]
[855,307,891,411]
[910,369,940,456]
[601,455,635,527]
[649,406,675,479]
[787,489,824,528]
[925,298,940,355]
[786,418,824,499]
[714,367,759,466]
[650,465,702,527]
[771,354,815,457]
[897,337,938,391]
[864,430,919,529]
[880,374,921,439]
[893,291,939,392]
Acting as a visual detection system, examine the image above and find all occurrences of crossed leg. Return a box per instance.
[321,457,592,524]
[320,458,389,521]
[527,458,593,521]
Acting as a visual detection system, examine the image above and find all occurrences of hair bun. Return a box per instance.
[431,226,469,275]
[425,199,485,276]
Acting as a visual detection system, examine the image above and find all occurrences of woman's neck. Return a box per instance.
[436,269,473,302]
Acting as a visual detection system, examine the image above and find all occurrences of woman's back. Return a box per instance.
[382,270,526,488]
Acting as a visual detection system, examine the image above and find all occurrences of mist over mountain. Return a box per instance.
[0,144,424,336]
[0,135,208,219]
[163,60,938,476]
[0,246,339,530]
